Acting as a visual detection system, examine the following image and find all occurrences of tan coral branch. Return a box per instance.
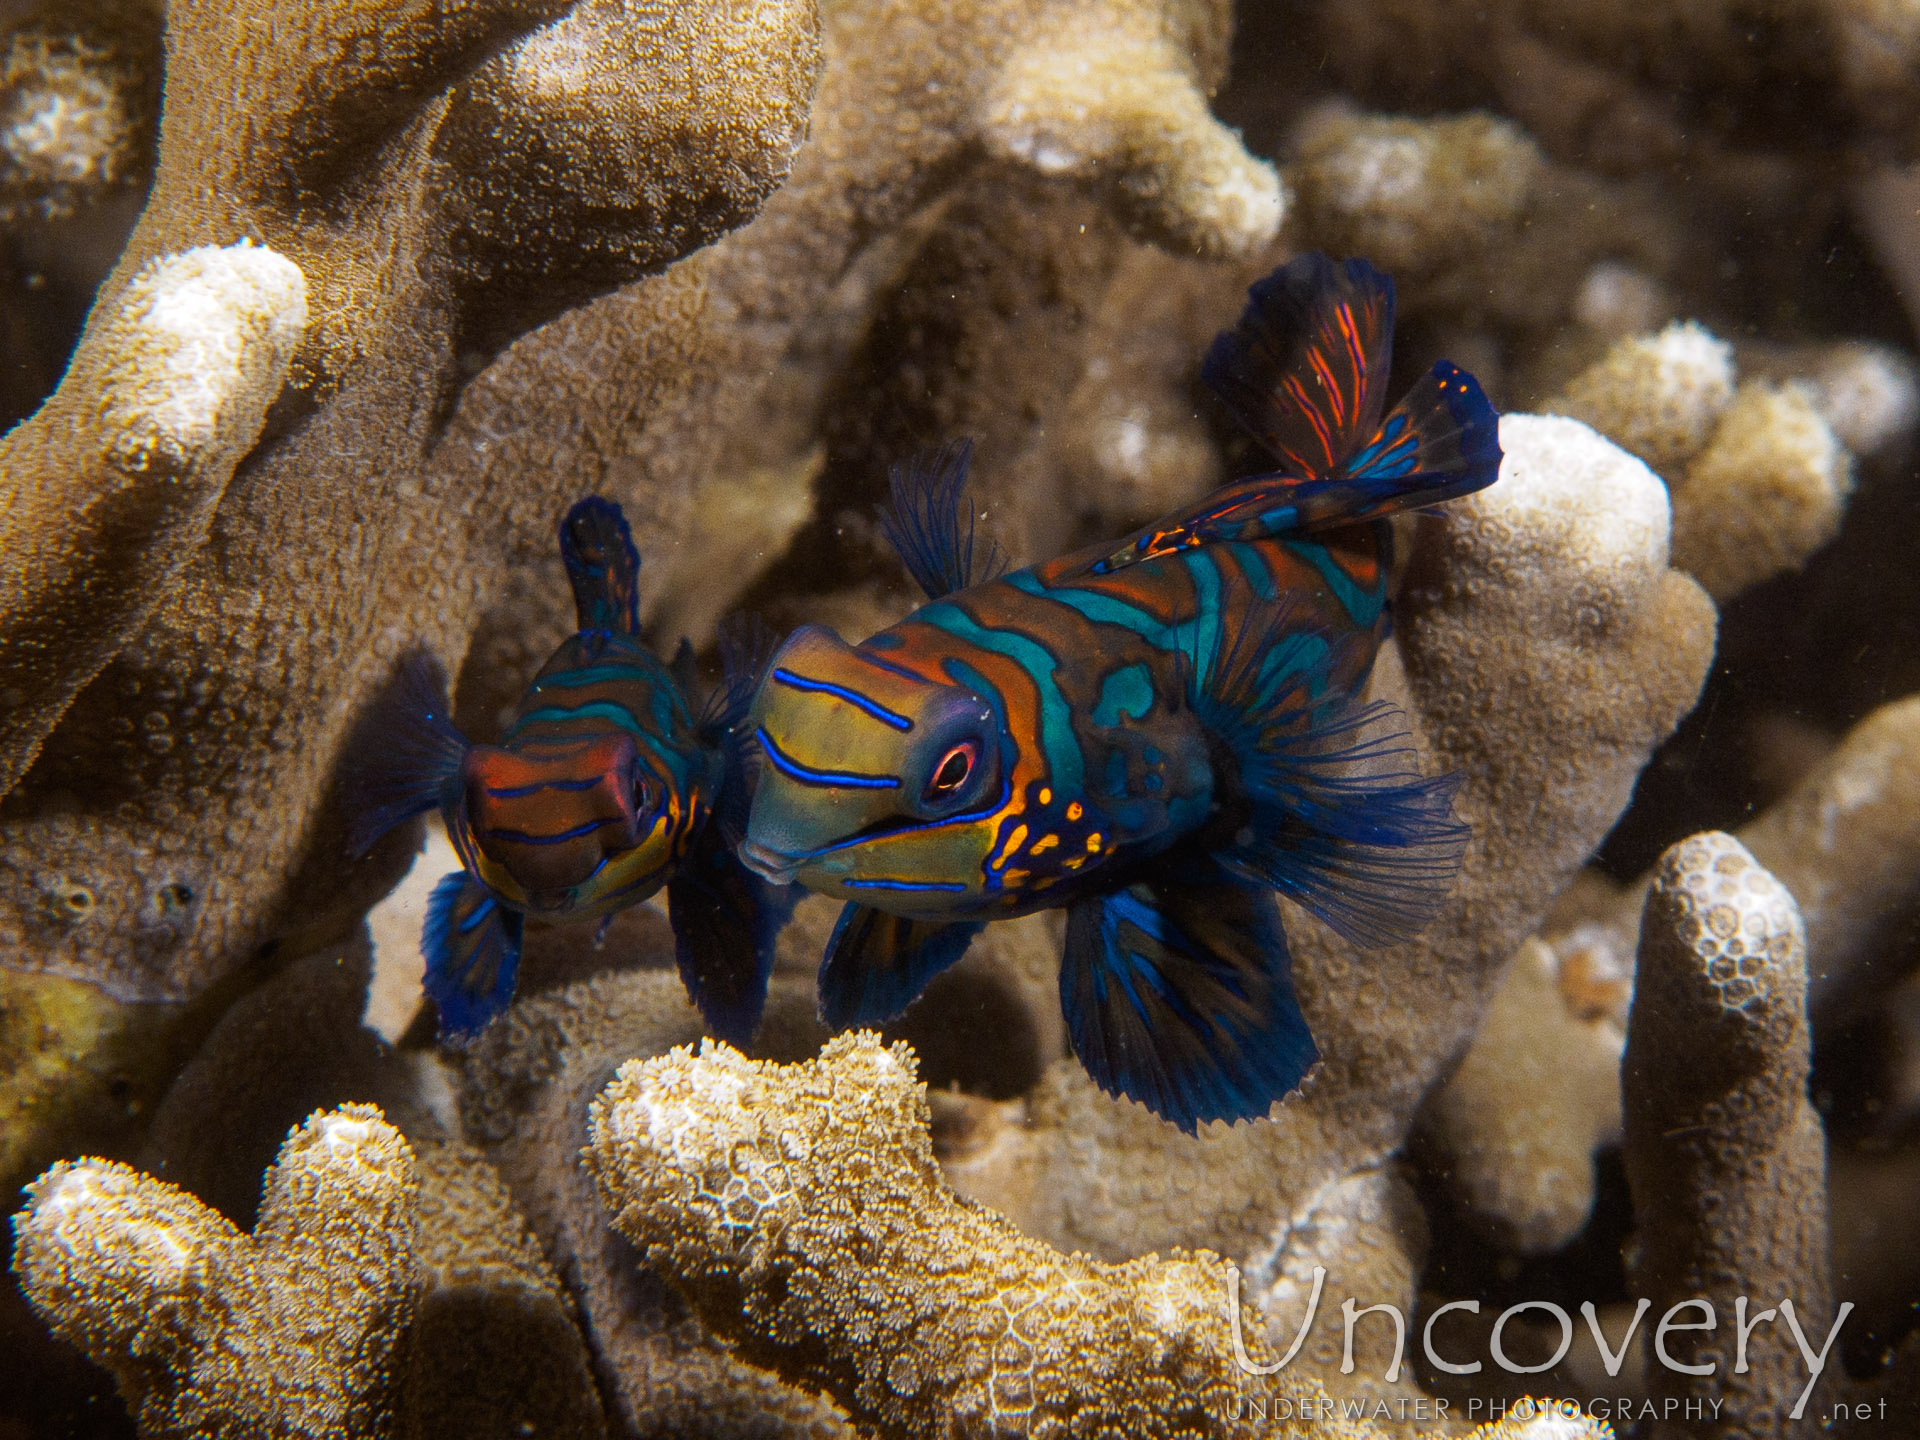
[978,19,1284,258]
[12,1103,419,1440]
[587,1032,1337,1440]
[0,240,306,794]
[1623,833,1836,1437]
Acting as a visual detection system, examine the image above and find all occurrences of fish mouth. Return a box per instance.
[739,839,805,886]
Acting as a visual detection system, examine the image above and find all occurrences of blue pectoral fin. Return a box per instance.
[560,496,642,636]
[341,651,468,857]
[817,903,984,1030]
[422,872,524,1046]
[878,438,1007,601]
[1194,619,1471,948]
[666,824,797,1047]
[1060,859,1318,1134]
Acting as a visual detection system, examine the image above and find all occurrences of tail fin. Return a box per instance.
[560,496,641,636]
[341,652,468,858]
[878,438,1007,601]
[1191,604,1469,948]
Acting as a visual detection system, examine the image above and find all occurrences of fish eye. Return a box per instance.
[630,767,651,811]
[924,741,977,802]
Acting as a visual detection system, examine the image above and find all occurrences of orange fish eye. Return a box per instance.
[924,741,976,800]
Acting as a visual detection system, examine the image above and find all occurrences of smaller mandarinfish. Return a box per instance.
[740,252,1504,1131]
[345,498,789,1046]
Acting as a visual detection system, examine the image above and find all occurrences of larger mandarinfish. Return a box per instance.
[740,253,1505,1132]
[345,498,790,1048]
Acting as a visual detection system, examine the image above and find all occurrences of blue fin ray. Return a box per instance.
[341,651,469,858]
[1194,607,1469,949]
[560,496,642,636]
[1061,856,1318,1133]
[878,438,1007,601]
[422,871,524,1045]
[818,904,983,1029]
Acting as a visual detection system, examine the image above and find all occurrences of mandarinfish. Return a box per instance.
[739,252,1504,1132]
[345,497,790,1047]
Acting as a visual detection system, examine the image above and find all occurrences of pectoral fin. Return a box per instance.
[1061,859,1317,1133]
[667,824,796,1047]
[422,871,524,1046]
[818,903,983,1029]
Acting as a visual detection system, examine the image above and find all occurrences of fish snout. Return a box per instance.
[739,837,803,887]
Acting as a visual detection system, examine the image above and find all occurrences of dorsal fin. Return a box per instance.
[1088,251,1500,575]
[1202,252,1396,479]
[560,496,642,636]
[878,438,1007,600]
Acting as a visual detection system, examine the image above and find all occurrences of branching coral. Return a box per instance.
[1304,0,1920,175]
[13,938,623,1439]
[1284,107,1678,350]
[0,240,308,794]
[1416,936,1624,1254]
[1423,692,1920,1260]
[12,1104,419,1439]
[586,1034,1617,1439]
[588,1032,1333,1439]
[460,959,854,1437]
[1548,325,1864,601]
[1622,832,1835,1436]
[0,0,823,997]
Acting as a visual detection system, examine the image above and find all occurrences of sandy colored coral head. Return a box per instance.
[12,1103,420,1440]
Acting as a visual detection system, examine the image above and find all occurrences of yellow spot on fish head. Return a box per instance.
[1066,801,1083,821]
[1086,833,1103,854]
[1039,787,1052,806]
[1030,834,1059,855]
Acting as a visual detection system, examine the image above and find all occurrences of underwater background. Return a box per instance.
[2,0,1918,1435]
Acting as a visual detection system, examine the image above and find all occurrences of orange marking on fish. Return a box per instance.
[992,823,1029,871]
